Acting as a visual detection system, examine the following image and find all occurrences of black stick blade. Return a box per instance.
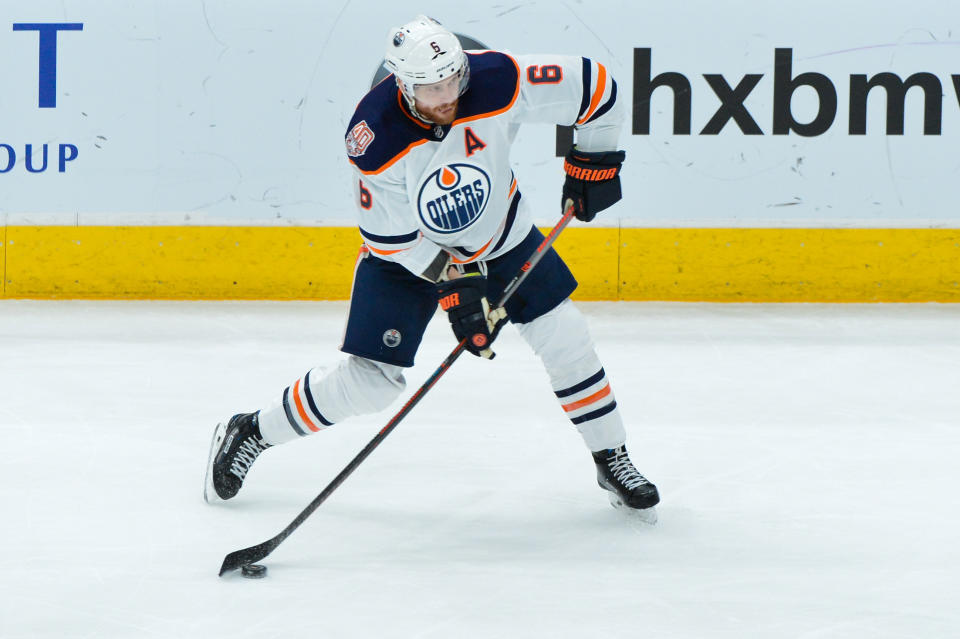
[219,538,279,576]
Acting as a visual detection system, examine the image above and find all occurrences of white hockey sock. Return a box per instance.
[517,299,626,452]
[257,356,406,445]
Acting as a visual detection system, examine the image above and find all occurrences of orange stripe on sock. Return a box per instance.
[562,383,611,412]
[292,378,321,432]
[577,63,607,125]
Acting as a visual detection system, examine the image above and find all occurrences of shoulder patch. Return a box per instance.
[346,79,429,174]
[346,120,376,157]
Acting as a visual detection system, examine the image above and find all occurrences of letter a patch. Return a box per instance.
[464,127,487,157]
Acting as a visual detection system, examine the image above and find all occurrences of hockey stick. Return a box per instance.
[218,200,577,576]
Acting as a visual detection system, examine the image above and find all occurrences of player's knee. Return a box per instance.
[347,356,406,412]
[518,299,596,369]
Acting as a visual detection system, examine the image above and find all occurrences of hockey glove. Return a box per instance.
[562,149,626,222]
[437,273,508,359]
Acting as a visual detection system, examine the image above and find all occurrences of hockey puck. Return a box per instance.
[241,564,267,579]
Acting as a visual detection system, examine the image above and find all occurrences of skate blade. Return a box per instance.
[608,492,658,525]
[203,422,227,504]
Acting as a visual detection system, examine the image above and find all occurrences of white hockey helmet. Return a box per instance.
[383,15,470,118]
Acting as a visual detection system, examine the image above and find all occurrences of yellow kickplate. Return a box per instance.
[5,226,362,300]
[3,226,959,302]
[618,228,960,303]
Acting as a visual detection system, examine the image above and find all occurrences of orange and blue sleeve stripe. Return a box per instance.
[576,58,618,126]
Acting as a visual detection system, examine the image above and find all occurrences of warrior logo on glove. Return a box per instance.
[436,272,508,359]
[561,149,626,222]
[438,291,460,310]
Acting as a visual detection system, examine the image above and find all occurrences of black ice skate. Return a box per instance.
[592,445,660,519]
[203,412,272,503]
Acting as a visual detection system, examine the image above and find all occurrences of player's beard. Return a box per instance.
[419,99,458,125]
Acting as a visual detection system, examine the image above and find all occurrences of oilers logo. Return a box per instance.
[417,164,490,234]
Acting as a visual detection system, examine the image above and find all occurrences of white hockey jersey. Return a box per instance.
[344,50,623,281]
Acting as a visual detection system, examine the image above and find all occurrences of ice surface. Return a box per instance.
[2,300,959,638]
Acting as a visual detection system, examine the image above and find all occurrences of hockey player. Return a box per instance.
[204,15,659,516]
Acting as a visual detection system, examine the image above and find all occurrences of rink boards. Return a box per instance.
[3,225,958,302]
